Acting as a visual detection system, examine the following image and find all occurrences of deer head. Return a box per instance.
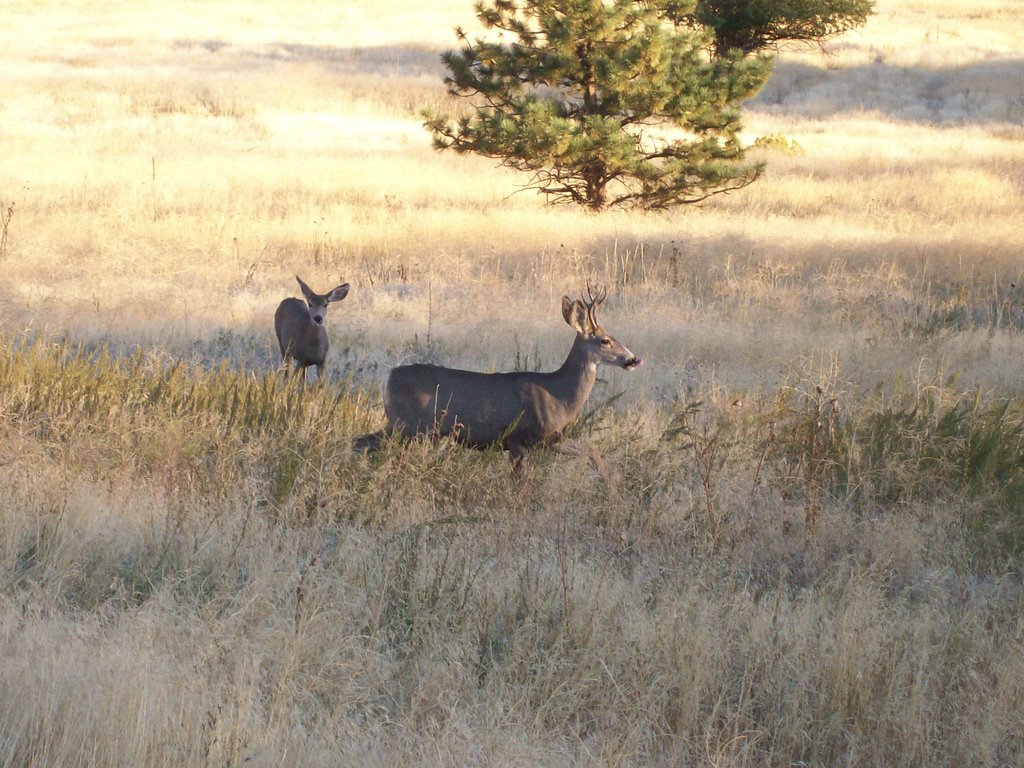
[297,275,349,326]
[561,283,643,371]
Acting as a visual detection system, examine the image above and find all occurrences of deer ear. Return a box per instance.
[296,275,314,299]
[327,283,350,303]
[562,297,589,334]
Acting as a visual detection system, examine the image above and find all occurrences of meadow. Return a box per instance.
[1,0,1023,765]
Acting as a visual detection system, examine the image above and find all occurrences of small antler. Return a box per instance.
[582,280,608,329]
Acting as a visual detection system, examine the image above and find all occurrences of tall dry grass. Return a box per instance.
[1,338,1022,766]
[1,0,1023,765]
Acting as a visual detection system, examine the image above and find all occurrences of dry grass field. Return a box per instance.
[1,1,1023,765]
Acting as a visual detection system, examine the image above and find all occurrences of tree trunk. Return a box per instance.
[713,28,760,57]
[585,163,606,210]
[576,41,606,209]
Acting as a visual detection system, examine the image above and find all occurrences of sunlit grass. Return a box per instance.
[3,0,1023,397]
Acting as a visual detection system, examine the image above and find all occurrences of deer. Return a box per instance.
[354,284,642,466]
[274,275,350,381]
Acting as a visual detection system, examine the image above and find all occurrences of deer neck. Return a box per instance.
[305,314,325,338]
[552,334,598,420]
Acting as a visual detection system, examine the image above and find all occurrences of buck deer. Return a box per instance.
[355,284,642,465]
[274,275,350,380]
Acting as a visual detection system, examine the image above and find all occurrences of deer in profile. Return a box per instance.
[274,275,350,381]
[355,284,642,465]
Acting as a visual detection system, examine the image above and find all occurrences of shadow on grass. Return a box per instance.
[171,39,447,78]
[752,57,1024,125]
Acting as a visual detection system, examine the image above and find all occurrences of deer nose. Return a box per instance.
[625,356,643,370]
[313,315,324,325]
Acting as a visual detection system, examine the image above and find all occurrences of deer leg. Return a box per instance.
[352,431,386,452]
[587,444,621,499]
[552,438,584,457]
[506,443,530,476]
[316,363,325,382]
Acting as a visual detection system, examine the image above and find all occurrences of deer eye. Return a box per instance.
[600,338,611,346]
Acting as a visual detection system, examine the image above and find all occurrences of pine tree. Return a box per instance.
[423,0,772,211]
[687,0,875,58]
